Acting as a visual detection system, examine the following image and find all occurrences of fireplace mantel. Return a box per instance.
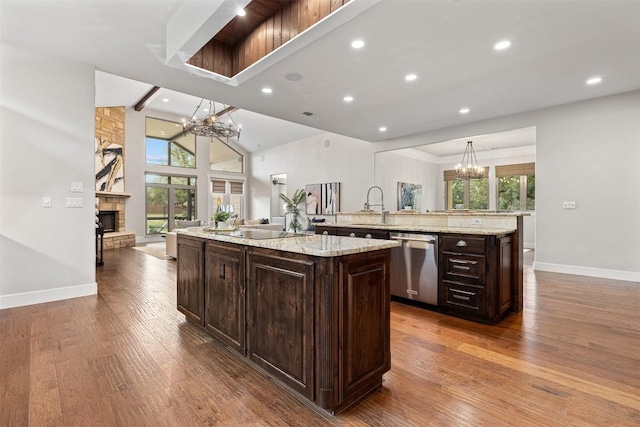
[96,191,131,198]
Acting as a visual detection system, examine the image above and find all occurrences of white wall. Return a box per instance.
[0,41,97,308]
[249,134,376,228]
[374,91,640,281]
[374,150,440,211]
[124,108,248,242]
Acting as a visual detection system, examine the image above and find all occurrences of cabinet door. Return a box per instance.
[247,252,314,399]
[339,253,390,403]
[177,237,205,325]
[205,243,245,354]
[497,235,513,316]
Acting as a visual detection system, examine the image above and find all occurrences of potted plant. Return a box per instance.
[213,211,231,228]
[280,189,305,233]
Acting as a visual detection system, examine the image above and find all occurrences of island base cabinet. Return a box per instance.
[176,236,205,326]
[205,242,245,354]
[439,234,514,324]
[176,234,392,415]
[247,252,315,399]
[332,253,391,413]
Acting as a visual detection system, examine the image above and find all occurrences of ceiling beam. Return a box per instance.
[213,105,238,119]
[134,86,161,111]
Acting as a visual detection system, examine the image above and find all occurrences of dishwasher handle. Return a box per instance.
[390,235,436,244]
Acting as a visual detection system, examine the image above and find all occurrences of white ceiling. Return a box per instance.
[2,0,639,154]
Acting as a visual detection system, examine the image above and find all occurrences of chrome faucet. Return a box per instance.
[365,185,386,223]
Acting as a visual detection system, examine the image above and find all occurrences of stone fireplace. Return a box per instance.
[96,191,134,249]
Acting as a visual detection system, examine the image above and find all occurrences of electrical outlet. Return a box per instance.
[43,196,52,208]
[471,218,483,225]
[562,201,576,209]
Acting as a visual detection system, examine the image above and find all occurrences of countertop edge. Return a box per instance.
[175,228,400,257]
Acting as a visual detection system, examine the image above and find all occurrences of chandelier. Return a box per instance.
[183,99,241,140]
[455,141,484,180]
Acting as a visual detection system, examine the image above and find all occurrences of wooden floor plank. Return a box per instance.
[1,247,638,426]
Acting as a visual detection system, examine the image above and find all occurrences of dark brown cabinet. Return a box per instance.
[247,252,315,398]
[176,234,392,415]
[439,233,513,323]
[176,236,205,325]
[315,225,389,240]
[205,242,245,354]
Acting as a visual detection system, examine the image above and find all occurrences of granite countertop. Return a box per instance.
[326,223,517,235]
[175,228,400,257]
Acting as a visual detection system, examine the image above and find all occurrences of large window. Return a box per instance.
[145,117,196,168]
[145,174,197,235]
[444,168,489,210]
[211,178,244,220]
[496,163,535,211]
[210,138,243,173]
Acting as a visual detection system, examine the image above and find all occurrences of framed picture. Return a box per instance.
[305,183,321,215]
[398,182,422,210]
[305,182,340,215]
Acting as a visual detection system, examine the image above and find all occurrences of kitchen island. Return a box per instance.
[316,211,527,324]
[175,228,399,415]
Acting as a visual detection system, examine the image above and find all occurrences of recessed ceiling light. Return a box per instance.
[459,108,470,114]
[237,9,246,17]
[494,40,511,51]
[203,108,209,112]
[162,98,169,102]
[586,76,602,85]
[262,87,273,94]
[343,96,354,102]
[405,74,417,82]
[379,127,387,132]
[351,40,365,49]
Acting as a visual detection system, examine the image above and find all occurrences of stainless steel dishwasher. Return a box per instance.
[390,232,438,305]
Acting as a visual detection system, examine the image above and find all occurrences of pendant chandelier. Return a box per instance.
[183,99,241,141]
[455,141,484,180]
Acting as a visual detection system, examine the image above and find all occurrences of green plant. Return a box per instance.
[213,211,231,223]
[279,189,305,233]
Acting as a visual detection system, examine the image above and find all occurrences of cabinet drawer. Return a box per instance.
[441,281,485,316]
[441,235,485,255]
[442,253,485,284]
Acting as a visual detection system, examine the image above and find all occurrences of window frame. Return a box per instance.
[145,117,196,169]
[145,173,197,235]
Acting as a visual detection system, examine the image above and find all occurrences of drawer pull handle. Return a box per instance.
[452,294,471,301]
[349,233,356,237]
[450,258,477,265]
[453,265,471,271]
[220,263,225,280]
[451,288,475,295]
[456,240,468,247]
[322,231,329,235]
[365,234,372,239]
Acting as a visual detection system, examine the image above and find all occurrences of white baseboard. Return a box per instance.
[533,262,640,283]
[0,282,97,309]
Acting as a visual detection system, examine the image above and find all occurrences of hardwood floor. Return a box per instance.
[1,249,639,426]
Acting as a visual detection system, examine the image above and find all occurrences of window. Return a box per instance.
[145,174,197,235]
[496,163,535,211]
[145,117,196,168]
[210,138,243,173]
[211,178,244,219]
[444,168,489,210]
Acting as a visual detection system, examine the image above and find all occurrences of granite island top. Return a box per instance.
[175,227,400,257]
[327,223,517,235]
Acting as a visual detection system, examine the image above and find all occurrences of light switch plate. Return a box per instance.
[66,197,83,208]
[471,218,483,225]
[70,182,83,192]
[43,196,52,208]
